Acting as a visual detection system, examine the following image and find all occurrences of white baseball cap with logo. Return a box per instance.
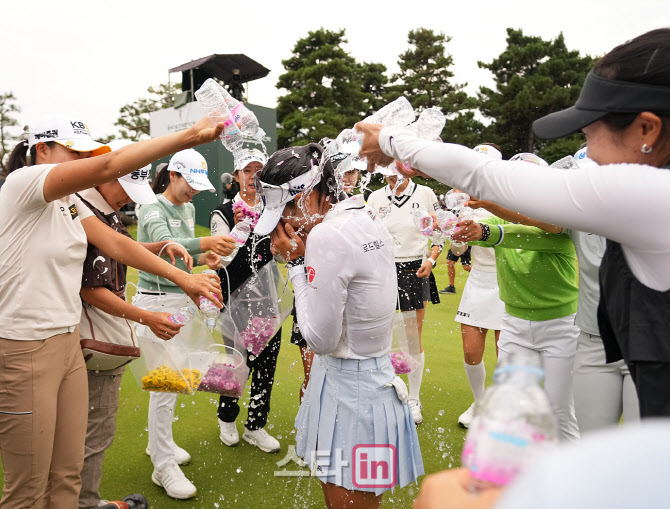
[473,144,503,160]
[26,115,110,156]
[234,148,267,172]
[167,149,215,192]
[107,140,157,205]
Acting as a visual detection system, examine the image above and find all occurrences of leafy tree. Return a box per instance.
[114,82,181,141]
[0,92,21,173]
[387,28,483,146]
[276,28,388,148]
[478,28,594,157]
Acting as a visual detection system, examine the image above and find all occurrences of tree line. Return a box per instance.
[0,26,595,176]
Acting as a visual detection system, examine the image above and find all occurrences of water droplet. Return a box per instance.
[438,409,445,416]
[236,467,243,473]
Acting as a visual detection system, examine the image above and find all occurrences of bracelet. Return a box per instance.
[479,223,491,242]
[286,256,305,268]
[428,258,436,267]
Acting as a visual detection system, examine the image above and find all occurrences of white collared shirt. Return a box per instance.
[367,180,440,261]
[289,195,397,359]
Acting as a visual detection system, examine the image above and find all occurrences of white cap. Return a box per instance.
[108,140,157,205]
[234,148,267,172]
[473,144,503,160]
[509,152,548,166]
[255,166,321,236]
[27,115,110,156]
[167,149,215,192]
[574,146,597,168]
[376,161,401,176]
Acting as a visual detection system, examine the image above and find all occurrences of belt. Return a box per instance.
[136,290,168,296]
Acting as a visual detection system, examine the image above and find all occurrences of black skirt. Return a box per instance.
[396,259,440,311]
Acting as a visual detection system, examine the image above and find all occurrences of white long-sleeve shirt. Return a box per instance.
[380,127,670,291]
[288,195,397,359]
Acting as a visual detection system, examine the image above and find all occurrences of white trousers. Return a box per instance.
[573,331,640,434]
[133,292,191,469]
[498,312,580,442]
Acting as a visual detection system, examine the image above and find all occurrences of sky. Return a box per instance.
[1,0,666,140]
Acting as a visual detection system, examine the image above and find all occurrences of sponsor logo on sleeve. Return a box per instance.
[144,210,160,221]
[69,204,78,220]
[187,219,195,230]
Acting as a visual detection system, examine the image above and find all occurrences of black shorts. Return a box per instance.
[396,259,440,311]
[447,247,472,265]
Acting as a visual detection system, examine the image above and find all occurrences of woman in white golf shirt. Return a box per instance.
[0,115,224,508]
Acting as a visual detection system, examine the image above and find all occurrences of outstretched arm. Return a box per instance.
[81,215,223,308]
[43,116,225,202]
[80,286,180,341]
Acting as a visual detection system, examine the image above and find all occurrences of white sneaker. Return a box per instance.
[151,461,196,499]
[458,403,476,429]
[145,444,191,465]
[219,419,240,446]
[409,399,423,425]
[242,427,281,453]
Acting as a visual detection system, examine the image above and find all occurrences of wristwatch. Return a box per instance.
[428,258,437,268]
[286,256,305,268]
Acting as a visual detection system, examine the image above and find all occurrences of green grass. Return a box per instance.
[2,224,498,507]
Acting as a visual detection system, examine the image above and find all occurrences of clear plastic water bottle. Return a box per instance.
[445,189,471,210]
[412,209,434,236]
[168,303,198,326]
[229,217,253,244]
[412,107,446,140]
[364,96,416,127]
[462,354,558,492]
[435,209,459,236]
[199,270,221,332]
[194,79,243,156]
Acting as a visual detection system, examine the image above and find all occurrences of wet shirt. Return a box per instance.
[289,195,397,359]
[0,164,94,340]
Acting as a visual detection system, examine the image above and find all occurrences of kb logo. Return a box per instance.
[352,445,397,489]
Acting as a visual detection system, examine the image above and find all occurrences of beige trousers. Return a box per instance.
[0,329,88,509]
[78,368,125,509]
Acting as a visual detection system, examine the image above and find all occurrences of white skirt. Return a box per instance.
[454,268,505,330]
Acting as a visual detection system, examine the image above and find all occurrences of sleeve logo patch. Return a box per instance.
[144,211,160,221]
[307,266,316,284]
[69,204,78,220]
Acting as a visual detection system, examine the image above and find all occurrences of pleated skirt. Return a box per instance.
[295,354,424,495]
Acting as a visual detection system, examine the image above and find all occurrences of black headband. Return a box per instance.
[533,70,670,140]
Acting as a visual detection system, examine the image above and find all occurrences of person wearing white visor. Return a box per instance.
[0,114,224,508]
[108,140,158,205]
[263,144,424,509]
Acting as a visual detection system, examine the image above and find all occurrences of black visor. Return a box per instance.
[533,71,670,140]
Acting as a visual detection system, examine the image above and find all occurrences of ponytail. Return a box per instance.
[7,140,57,174]
[7,141,30,174]
[152,164,172,194]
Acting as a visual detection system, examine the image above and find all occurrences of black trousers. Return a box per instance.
[217,330,282,430]
[628,361,670,417]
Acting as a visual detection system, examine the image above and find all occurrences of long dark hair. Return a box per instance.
[152,163,173,194]
[258,143,345,206]
[7,140,56,173]
[594,28,670,149]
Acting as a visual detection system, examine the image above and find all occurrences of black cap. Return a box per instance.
[533,71,670,140]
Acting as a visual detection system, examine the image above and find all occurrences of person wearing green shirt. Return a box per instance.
[455,209,580,442]
[135,148,236,500]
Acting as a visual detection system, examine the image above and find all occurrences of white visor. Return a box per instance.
[255,167,321,236]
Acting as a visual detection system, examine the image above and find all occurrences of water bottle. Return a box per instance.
[364,96,416,127]
[445,189,470,210]
[462,354,558,492]
[194,79,243,155]
[168,303,198,326]
[435,209,459,236]
[199,270,220,332]
[412,107,446,140]
[412,209,434,236]
[229,217,253,244]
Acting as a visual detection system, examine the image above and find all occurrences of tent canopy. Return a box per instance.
[170,54,270,87]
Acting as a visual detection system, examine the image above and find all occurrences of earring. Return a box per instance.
[641,144,653,154]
